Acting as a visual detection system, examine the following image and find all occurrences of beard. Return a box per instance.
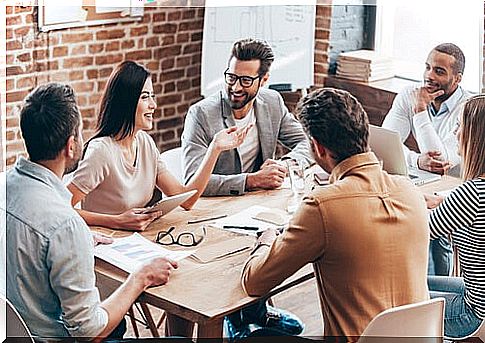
[64,138,82,175]
[64,160,79,175]
[227,89,258,110]
[424,79,455,102]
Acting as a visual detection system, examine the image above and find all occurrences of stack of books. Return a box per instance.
[336,50,394,82]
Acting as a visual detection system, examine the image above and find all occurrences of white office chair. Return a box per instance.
[1,296,34,342]
[358,298,445,343]
[160,147,183,184]
[447,320,485,342]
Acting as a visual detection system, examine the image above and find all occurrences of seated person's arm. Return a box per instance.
[182,105,251,196]
[245,159,287,191]
[157,125,251,209]
[67,183,160,231]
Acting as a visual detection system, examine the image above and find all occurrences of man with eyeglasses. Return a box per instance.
[181,38,309,340]
[182,38,312,197]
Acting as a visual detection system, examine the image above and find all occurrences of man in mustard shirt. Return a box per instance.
[242,88,430,339]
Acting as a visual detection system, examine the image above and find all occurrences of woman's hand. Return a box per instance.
[115,208,162,231]
[423,193,444,209]
[213,124,254,152]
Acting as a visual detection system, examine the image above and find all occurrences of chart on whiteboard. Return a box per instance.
[201,3,316,96]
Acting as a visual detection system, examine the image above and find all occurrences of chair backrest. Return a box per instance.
[2,297,34,342]
[358,298,445,343]
[160,147,183,184]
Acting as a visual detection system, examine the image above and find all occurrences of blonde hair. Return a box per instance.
[461,94,485,180]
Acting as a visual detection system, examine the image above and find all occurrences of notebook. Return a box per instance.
[369,125,441,186]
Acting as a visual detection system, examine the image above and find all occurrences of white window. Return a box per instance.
[374,0,483,92]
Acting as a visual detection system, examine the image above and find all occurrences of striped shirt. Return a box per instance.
[429,178,485,319]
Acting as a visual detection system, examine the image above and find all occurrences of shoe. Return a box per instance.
[257,305,304,336]
[224,316,253,342]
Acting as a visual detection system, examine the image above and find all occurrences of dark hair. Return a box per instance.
[91,60,150,143]
[433,43,465,75]
[229,38,274,76]
[20,83,80,162]
[296,88,369,163]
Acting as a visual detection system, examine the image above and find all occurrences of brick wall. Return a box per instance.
[5,4,332,168]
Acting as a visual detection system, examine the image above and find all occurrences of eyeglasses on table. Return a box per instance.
[155,226,207,247]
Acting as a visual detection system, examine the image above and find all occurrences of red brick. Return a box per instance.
[6,116,20,129]
[72,81,94,93]
[316,5,332,17]
[35,61,59,72]
[6,79,14,92]
[186,66,199,77]
[161,58,174,70]
[6,15,22,26]
[7,40,22,51]
[77,95,88,107]
[61,32,93,44]
[71,45,86,55]
[184,89,201,101]
[89,44,104,54]
[191,77,201,88]
[176,56,191,68]
[99,67,113,78]
[33,49,47,60]
[191,32,202,42]
[106,41,120,52]
[63,57,94,68]
[88,94,101,105]
[51,72,69,82]
[95,54,123,65]
[162,130,175,141]
[153,23,177,34]
[69,70,84,81]
[24,14,33,24]
[97,81,107,92]
[7,55,15,65]
[96,29,125,40]
[146,61,159,71]
[6,155,18,167]
[53,46,68,57]
[177,103,189,113]
[7,66,24,76]
[161,69,185,82]
[196,8,205,17]
[130,26,148,36]
[177,80,191,91]
[153,84,162,94]
[14,26,30,37]
[164,82,176,93]
[315,29,330,40]
[153,12,166,22]
[176,33,189,43]
[82,108,96,118]
[16,76,34,89]
[121,40,135,49]
[146,37,159,47]
[155,45,181,59]
[7,90,29,103]
[163,107,176,117]
[167,11,181,21]
[6,6,13,14]
[161,35,175,45]
[183,43,200,54]
[14,6,32,13]
[16,52,31,62]
[6,130,16,142]
[7,28,13,39]
[158,94,182,106]
[125,50,151,60]
[7,140,26,154]
[179,20,203,32]
[182,9,196,20]
[191,53,201,64]
[87,69,99,79]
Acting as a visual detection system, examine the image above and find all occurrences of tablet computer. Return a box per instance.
[143,190,197,215]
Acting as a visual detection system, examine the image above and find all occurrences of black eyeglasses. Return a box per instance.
[155,226,206,247]
[224,68,261,88]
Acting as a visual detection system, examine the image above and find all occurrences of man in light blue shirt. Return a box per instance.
[5,83,178,340]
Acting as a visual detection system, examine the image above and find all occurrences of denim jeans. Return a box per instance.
[427,237,453,276]
[428,276,483,338]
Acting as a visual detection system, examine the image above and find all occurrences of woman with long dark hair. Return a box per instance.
[68,61,250,230]
[425,94,485,338]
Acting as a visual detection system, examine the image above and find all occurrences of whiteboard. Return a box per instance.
[201,3,316,96]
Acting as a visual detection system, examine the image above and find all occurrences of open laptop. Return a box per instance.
[369,125,441,186]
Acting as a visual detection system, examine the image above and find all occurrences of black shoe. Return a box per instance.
[257,306,304,336]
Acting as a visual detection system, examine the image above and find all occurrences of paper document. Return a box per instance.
[435,187,456,198]
[212,205,290,236]
[94,233,195,273]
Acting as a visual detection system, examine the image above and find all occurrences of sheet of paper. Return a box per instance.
[94,233,194,273]
[212,205,290,236]
[435,187,456,198]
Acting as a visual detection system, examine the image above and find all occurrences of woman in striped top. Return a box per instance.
[425,95,485,338]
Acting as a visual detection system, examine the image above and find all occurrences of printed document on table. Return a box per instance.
[94,233,195,273]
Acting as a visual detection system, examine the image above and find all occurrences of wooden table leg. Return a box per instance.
[196,319,223,342]
[140,303,160,337]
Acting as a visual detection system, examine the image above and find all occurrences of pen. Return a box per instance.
[223,225,260,230]
[188,214,228,224]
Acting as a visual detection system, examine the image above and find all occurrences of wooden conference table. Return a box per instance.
[92,172,462,340]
